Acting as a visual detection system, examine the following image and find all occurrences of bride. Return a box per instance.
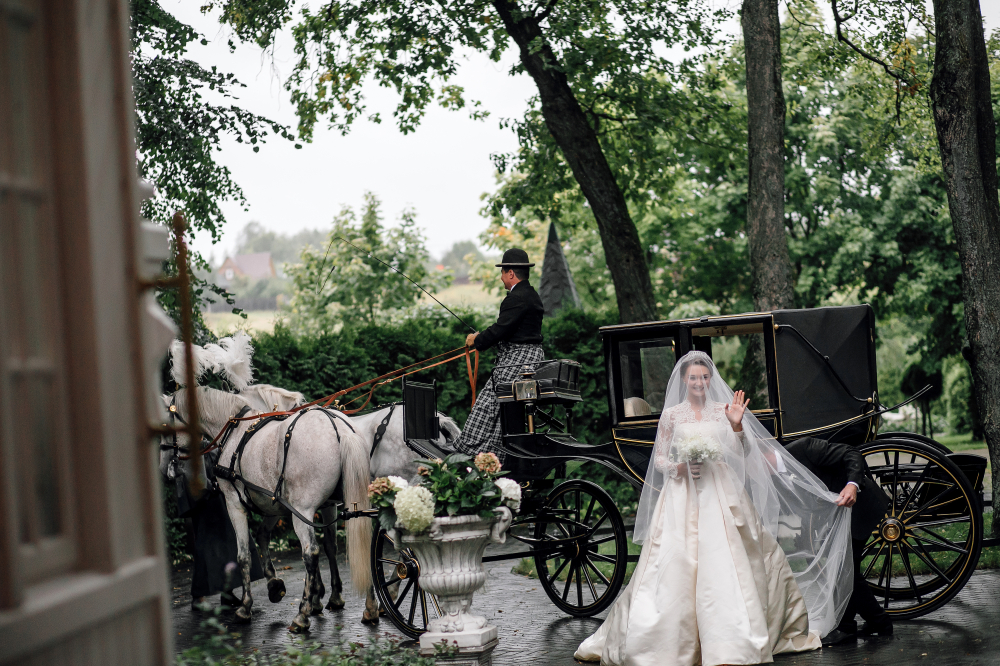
[575,351,854,666]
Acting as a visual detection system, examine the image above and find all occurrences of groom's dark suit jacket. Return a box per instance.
[785,437,889,540]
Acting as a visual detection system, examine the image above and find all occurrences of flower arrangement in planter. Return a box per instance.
[368,452,522,534]
[368,452,522,646]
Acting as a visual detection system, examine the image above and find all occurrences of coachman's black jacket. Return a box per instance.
[785,437,889,540]
[474,281,544,351]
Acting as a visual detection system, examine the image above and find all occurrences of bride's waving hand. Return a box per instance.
[725,389,749,430]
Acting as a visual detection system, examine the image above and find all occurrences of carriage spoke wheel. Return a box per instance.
[370,527,442,638]
[859,439,983,620]
[533,479,628,617]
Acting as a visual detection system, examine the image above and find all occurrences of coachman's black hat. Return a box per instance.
[495,248,535,268]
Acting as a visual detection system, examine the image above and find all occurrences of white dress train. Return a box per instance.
[574,403,822,666]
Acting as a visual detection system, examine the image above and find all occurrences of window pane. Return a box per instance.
[619,338,676,417]
[15,372,60,540]
[5,7,38,179]
[16,199,49,357]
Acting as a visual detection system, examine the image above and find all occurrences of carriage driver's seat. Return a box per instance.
[623,397,652,417]
[402,377,450,460]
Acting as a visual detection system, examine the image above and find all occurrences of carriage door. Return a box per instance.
[689,319,781,436]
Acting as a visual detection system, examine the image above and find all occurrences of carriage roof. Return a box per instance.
[599,304,878,443]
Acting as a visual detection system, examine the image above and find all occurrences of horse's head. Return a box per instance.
[157,387,252,482]
[239,384,306,412]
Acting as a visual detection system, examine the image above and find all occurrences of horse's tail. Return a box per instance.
[339,424,373,594]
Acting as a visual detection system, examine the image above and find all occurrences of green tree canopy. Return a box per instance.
[287,193,450,332]
[131,0,299,336]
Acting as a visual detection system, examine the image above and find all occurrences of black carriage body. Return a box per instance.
[494,304,879,488]
[386,303,987,632]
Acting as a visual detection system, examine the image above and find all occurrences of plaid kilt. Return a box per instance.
[456,342,544,463]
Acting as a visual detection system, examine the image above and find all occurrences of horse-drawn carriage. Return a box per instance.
[371,303,990,638]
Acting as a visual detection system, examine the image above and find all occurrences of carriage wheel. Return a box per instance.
[370,527,442,639]
[533,479,628,617]
[858,439,983,620]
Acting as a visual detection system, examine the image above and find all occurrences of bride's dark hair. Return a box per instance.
[678,352,714,379]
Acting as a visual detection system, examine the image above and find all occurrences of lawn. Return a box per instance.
[935,432,988,453]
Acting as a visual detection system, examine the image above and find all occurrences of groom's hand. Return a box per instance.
[836,484,857,507]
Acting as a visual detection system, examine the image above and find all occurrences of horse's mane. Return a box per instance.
[241,384,306,412]
[170,386,252,426]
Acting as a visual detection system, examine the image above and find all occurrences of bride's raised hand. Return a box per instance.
[726,390,750,430]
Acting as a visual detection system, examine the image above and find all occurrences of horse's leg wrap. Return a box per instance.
[362,586,380,624]
[320,505,345,611]
[230,508,255,623]
[289,516,321,632]
[256,516,286,603]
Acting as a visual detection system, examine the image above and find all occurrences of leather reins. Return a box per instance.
[170,345,478,460]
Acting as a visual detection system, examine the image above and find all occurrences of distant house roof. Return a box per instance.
[217,252,276,285]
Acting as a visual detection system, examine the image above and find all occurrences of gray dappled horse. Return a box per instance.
[238,387,462,620]
[162,386,372,632]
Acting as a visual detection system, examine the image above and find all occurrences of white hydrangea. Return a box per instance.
[387,475,409,491]
[494,478,522,513]
[393,485,435,533]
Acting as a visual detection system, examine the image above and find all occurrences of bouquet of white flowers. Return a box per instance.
[674,424,723,463]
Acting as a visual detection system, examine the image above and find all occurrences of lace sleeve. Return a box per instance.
[653,409,679,479]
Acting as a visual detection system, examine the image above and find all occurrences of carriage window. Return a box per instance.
[618,338,676,418]
[692,323,771,411]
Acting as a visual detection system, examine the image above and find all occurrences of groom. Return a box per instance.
[784,436,892,645]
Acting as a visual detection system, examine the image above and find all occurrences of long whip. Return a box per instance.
[317,235,477,333]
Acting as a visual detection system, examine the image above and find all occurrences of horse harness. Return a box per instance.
[212,406,355,529]
[369,403,398,458]
[159,395,244,460]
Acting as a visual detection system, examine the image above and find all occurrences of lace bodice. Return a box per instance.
[653,400,744,477]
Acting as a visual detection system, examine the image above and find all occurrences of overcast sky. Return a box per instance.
[169,1,1000,265]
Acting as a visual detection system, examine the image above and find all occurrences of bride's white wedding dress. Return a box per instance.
[574,400,823,666]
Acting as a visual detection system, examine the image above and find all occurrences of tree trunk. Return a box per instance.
[930,0,1000,535]
[492,0,657,324]
[741,0,796,313]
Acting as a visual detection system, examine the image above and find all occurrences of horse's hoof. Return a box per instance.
[362,610,380,625]
[326,596,346,611]
[310,603,323,616]
[233,608,252,624]
[220,591,241,608]
[267,579,286,603]
[288,616,310,633]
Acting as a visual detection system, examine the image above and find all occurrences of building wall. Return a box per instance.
[0,0,172,663]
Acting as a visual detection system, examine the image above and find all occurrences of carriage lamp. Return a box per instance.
[514,369,539,433]
[514,378,538,401]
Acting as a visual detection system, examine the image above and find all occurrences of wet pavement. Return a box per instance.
[172,539,1000,665]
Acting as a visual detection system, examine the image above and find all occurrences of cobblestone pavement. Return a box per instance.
[172,539,1000,665]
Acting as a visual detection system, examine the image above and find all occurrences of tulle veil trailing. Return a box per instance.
[634,351,854,638]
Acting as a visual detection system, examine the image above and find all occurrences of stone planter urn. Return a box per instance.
[400,506,513,665]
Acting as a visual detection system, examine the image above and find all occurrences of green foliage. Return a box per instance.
[944,358,974,435]
[131,0,300,334]
[285,193,450,332]
[162,480,192,566]
[439,241,485,281]
[248,308,613,447]
[131,0,297,241]
[175,613,436,665]
[415,453,507,519]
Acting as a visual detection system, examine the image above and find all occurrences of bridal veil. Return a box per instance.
[633,350,854,637]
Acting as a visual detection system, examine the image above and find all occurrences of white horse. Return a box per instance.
[164,386,372,632]
[235,388,461,620]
